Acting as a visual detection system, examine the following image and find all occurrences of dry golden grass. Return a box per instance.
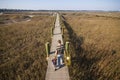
[0,12,53,24]
[61,12,120,80]
[0,14,30,24]
[0,13,55,80]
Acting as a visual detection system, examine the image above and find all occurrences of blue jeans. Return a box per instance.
[57,54,63,67]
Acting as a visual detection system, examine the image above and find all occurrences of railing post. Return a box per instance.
[65,41,70,53]
[62,27,64,35]
[45,42,50,57]
[51,27,53,37]
[65,41,71,65]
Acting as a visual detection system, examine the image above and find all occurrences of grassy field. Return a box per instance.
[0,13,55,80]
[61,12,120,80]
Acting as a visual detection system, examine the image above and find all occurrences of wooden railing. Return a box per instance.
[64,41,71,66]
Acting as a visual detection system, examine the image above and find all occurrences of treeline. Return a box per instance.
[0,9,34,12]
[0,9,119,13]
[0,9,56,13]
[0,9,76,13]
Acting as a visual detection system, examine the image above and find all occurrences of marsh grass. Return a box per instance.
[61,12,120,80]
[0,13,55,80]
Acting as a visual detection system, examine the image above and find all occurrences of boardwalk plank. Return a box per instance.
[45,13,70,80]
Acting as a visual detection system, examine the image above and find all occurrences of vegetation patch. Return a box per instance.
[61,12,120,80]
[0,13,55,80]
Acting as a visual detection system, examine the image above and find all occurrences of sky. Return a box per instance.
[0,0,120,11]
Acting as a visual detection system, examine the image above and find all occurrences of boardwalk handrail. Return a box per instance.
[45,42,50,57]
[64,41,71,66]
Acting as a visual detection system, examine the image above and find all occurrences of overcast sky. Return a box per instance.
[0,0,120,11]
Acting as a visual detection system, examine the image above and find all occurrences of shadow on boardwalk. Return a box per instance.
[55,64,65,71]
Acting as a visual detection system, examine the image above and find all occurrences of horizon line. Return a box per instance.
[0,8,120,11]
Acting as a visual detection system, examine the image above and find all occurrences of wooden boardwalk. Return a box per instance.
[45,13,70,80]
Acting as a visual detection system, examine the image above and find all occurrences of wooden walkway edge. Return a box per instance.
[45,13,70,80]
